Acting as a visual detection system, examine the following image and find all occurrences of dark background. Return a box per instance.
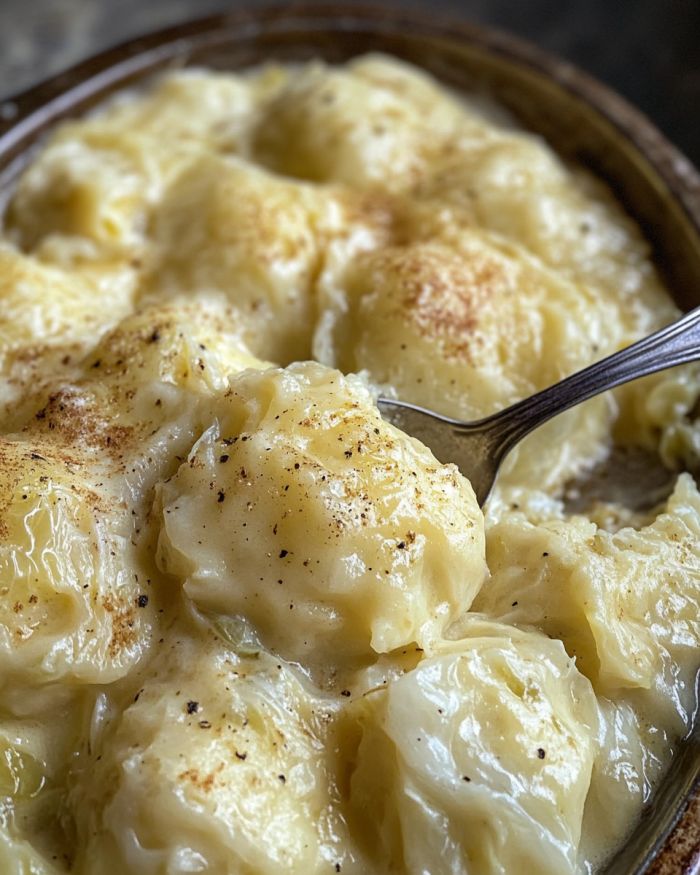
[0,0,699,166]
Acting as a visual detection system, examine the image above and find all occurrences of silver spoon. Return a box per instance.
[377,307,700,506]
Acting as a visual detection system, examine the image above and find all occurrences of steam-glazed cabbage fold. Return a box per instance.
[476,474,700,733]
[67,632,364,875]
[343,619,599,875]
[0,437,154,690]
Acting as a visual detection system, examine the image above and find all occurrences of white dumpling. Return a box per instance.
[252,55,477,191]
[411,134,677,335]
[0,242,134,371]
[315,230,621,491]
[0,437,155,689]
[579,696,670,871]
[477,474,700,733]
[67,632,365,875]
[341,618,599,875]
[5,70,259,253]
[144,153,390,364]
[157,362,486,677]
[21,300,268,502]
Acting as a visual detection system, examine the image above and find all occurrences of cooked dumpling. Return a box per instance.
[21,301,268,502]
[4,71,263,254]
[0,437,155,689]
[580,696,670,869]
[67,632,364,875]
[253,55,478,191]
[0,243,133,367]
[341,618,599,875]
[144,153,390,363]
[315,231,621,490]
[0,242,136,431]
[477,474,700,732]
[411,135,677,335]
[157,362,486,676]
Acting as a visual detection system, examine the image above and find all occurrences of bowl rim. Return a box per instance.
[0,5,699,874]
[1,2,699,236]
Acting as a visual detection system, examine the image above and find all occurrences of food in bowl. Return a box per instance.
[0,54,698,874]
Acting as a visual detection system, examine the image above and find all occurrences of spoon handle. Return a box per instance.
[481,306,700,456]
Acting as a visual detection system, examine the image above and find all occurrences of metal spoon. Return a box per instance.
[377,307,700,506]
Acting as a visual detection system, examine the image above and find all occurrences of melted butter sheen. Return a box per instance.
[0,53,697,874]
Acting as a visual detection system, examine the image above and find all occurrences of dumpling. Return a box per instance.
[579,696,670,870]
[0,243,134,369]
[340,618,599,875]
[411,134,677,335]
[0,437,155,689]
[476,474,700,733]
[0,242,138,431]
[4,70,260,254]
[315,230,621,491]
[157,362,486,677]
[21,301,268,502]
[144,153,390,363]
[252,54,478,191]
[66,632,365,875]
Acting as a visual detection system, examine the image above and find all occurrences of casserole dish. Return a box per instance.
[0,6,698,873]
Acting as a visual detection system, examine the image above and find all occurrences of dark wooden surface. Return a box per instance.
[0,0,698,165]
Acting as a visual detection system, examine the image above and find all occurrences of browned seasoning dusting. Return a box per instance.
[103,595,138,657]
[178,768,218,792]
